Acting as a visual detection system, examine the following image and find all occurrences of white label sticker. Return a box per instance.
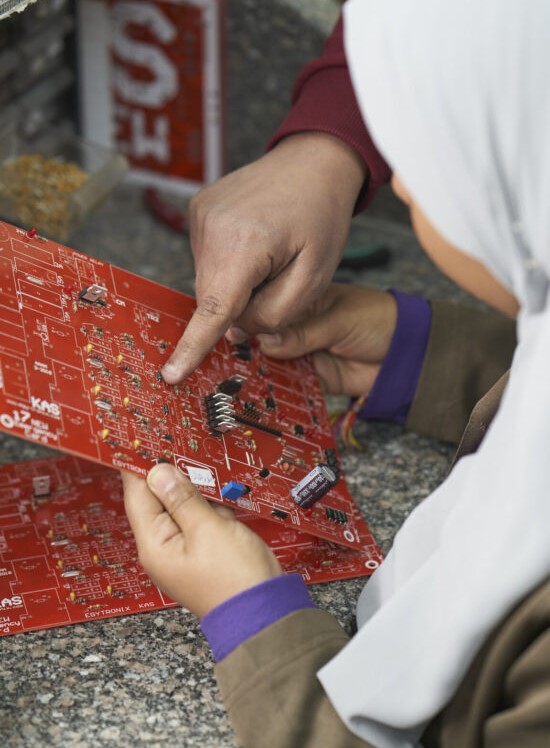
[185,466,216,487]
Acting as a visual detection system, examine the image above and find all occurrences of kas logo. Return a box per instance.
[31,397,60,418]
[0,595,23,609]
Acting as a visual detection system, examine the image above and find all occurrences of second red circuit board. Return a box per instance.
[0,456,381,637]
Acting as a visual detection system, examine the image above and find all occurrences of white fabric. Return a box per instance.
[318,2,550,746]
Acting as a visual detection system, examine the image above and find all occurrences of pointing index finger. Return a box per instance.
[161,278,255,383]
[161,293,234,383]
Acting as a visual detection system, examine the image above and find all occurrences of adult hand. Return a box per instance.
[257,283,398,397]
[161,132,366,384]
[122,464,282,618]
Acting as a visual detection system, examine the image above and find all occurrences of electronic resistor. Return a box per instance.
[188,438,198,452]
[87,503,103,513]
[95,532,113,541]
[70,594,89,605]
[60,569,81,578]
[113,452,130,460]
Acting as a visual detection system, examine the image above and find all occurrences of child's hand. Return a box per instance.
[257,284,397,397]
[122,464,283,618]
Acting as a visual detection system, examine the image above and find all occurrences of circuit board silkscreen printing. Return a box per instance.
[0,455,381,636]
[0,220,381,558]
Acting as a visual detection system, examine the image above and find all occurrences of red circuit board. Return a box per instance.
[0,456,381,636]
[0,220,381,552]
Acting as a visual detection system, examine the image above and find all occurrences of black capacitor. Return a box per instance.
[290,464,337,509]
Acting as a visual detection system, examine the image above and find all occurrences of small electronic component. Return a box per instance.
[325,507,348,525]
[259,467,270,478]
[271,509,289,520]
[78,284,108,304]
[234,342,252,361]
[217,377,243,396]
[204,392,236,433]
[32,475,51,497]
[291,464,337,509]
[221,481,246,501]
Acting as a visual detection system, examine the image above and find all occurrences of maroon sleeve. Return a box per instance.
[267,15,391,209]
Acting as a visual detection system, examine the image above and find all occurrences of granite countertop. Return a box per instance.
[0,184,473,747]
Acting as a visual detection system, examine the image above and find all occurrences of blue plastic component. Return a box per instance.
[221,481,246,501]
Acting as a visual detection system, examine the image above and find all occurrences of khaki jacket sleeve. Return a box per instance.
[422,577,550,748]
[406,300,516,444]
[214,608,372,748]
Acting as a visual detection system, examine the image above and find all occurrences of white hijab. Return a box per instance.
[318,2,550,746]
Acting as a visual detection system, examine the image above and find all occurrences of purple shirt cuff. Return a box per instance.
[200,573,316,663]
[361,290,432,424]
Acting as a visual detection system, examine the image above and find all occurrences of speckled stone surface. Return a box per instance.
[0,2,487,742]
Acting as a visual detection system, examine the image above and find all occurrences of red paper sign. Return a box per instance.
[78,0,225,192]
